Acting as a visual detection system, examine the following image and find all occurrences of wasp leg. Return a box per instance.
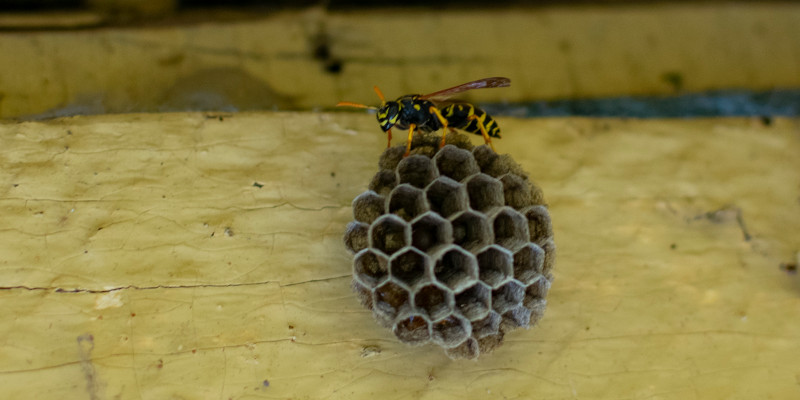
[404,123,417,157]
[428,107,450,149]
[468,114,496,152]
[386,128,393,148]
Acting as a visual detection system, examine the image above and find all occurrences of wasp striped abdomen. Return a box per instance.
[442,104,501,139]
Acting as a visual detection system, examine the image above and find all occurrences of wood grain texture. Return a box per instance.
[0,113,799,399]
[2,3,800,118]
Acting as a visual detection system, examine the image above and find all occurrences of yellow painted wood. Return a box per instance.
[2,3,800,118]
[0,112,798,399]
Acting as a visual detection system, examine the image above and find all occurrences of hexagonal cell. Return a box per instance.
[489,207,530,251]
[397,154,438,189]
[351,280,373,310]
[492,280,525,314]
[369,169,398,197]
[425,176,468,218]
[431,314,471,348]
[454,282,491,321]
[470,311,501,339]
[413,283,454,321]
[486,154,526,178]
[444,337,479,360]
[522,205,553,245]
[476,245,513,288]
[476,331,504,354]
[439,131,475,151]
[389,248,430,288]
[465,173,504,212]
[450,210,492,251]
[500,305,532,331]
[524,276,551,309]
[471,145,498,173]
[387,184,428,222]
[343,221,369,254]
[410,212,452,253]
[378,145,407,171]
[352,191,385,224]
[374,280,411,321]
[433,247,478,292]
[512,243,545,285]
[527,298,548,326]
[433,145,480,182]
[499,173,532,210]
[353,249,389,288]
[541,239,556,275]
[393,313,431,345]
[407,133,440,158]
[369,214,409,256]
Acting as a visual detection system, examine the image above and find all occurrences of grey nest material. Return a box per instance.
[343,132,555,360]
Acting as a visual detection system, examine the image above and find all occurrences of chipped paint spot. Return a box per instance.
[95,291,123,310]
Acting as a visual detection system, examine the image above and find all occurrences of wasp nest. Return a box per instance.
[343,132,555,360]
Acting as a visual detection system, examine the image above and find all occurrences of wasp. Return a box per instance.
[337,77,510,156]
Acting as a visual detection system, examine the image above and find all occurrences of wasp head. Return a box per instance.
[376,101,399,132]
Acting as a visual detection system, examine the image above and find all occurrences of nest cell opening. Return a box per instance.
[353,249,389,288]
[522,205,553,245]
[470,311,501,339]
[369,169,398,197]
[344,221,369,254]
[393,314,431,345]
[431,314,471,348]
[444,337,479,360]
[410,212,453,253]
[524,276,551,309]
[450,210,491,251]
[433,145,480,182]
[490,207,530,251]
[397,154,438,189]
[369,215,409,256]
[413,284,453,321]
[471,145,498,174]
[425,176,468,219]
[433,247,478,292]
[501,306,532,331]
[465,173,504,213]
[352,191,385,224]
[499,173,533,210]
[476,245,513,288]
[512,244,545,285]
[454,282,491,321]
[387,184,428,222]
[389,248,430,288]
[526,297,548,326]
[374,280,411,320]
[492,280,525,314]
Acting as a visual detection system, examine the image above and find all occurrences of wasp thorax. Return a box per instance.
[344,131,555,360]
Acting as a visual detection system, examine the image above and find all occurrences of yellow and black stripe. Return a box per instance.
[441,104,501,138]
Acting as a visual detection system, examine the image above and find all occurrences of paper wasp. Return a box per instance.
[337,77,510,156]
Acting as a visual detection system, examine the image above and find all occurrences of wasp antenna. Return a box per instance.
[373,85,386,103]
[336,101,377,110]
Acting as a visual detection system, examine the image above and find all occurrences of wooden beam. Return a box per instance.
[0,112,798,398]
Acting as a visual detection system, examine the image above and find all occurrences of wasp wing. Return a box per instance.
[419,77,510,102]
